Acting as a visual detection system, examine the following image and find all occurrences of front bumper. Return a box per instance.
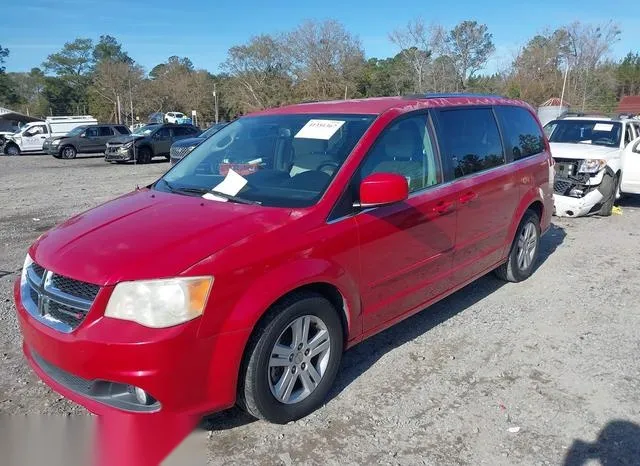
[553,190,604,217]
[14,279,250,416]
[104,147,133,161]
[44,145,60,156]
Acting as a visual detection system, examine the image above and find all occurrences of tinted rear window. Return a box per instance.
[436,108,504,178]
[495,106,545,160]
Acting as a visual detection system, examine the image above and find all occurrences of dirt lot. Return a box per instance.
[1,155,640,465]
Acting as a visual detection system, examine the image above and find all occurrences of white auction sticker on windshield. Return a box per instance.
[203,168,247,202]
[295,119,345,140]
[593,123,614,132]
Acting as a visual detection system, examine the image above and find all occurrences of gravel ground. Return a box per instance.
[2,155,640,465]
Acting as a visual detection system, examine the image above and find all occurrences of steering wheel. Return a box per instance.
[317,161,340,175]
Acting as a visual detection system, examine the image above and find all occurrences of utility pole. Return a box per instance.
[116,95,122,124]
[129,78,134,128]
[344,85,348,100]
[213,84,219,124]
[560,62,569,117]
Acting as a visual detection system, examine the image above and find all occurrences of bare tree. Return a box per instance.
[287,20,365,100]
[389,19,433,92]
[447,21,495,90]
[222,34,292,112]
[90,60,144,122]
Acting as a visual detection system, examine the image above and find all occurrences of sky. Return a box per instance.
[2,0,638,75]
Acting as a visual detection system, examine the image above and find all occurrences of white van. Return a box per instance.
[3,115,98,155]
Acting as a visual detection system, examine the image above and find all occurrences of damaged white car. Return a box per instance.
[544,116,640,217]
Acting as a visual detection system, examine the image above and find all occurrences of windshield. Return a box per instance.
[155,113,375,207]
[544,120,622,148]
[134,124,159,135]
[67,125,88,137]
[200,123,227,139]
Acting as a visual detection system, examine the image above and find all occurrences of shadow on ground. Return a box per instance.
[564,420,640,466]
[202,222,567,431]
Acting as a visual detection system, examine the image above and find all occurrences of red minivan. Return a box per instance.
[15,94,553,423]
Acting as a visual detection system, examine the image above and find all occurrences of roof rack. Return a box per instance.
[403,93,507,100]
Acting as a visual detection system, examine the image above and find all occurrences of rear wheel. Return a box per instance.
[4,143,20,156]
[238,292,344,424]
[60,145,77,159]
[495,209,541,283]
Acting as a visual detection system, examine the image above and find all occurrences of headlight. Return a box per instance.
[578,159,607,174]
[21,253,33,287]
[104,276,213,328]
[122,141,134,150]
[51,139,60,145]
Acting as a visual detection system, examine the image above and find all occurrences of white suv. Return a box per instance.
[544,116,640,217]
[164,112,186,124]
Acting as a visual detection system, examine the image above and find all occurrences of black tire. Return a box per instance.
[136,146,152,164]
[495,209,541,283]
[238,292,344,424]
[597,171,618,216]
[60,145,77,159]
[4,143,20,156]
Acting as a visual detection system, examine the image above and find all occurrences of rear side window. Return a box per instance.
[495,106,545,160]
[115,125,130,134]
[99,126,114,137]
[436,108,504,178]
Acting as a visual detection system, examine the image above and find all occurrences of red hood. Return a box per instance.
[29,189,293,285]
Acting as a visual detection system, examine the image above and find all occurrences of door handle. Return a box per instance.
[433,200,455,215]
[459,191,478,204]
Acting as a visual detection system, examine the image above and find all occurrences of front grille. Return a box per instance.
[554,179,574,195]
[31,263,45,279]
[51,274,100,301]
[21,263,100,333]
[170,146,192,161]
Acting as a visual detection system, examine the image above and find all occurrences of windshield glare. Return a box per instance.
[157,114,375,207]
[545,120,622,148]
[200,123,226,139]
[134,124,159,135]
[68,126,88,137]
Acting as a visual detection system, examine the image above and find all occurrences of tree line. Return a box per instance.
[0,18,639,125]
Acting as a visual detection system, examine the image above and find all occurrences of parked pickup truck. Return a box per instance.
[545,116,640,217]
[3,116,98,155]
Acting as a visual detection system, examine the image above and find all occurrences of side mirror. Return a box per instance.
[79,133,86,138]
[358,172,409,208]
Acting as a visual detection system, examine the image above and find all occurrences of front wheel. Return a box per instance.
[495,209,541,283]
[238,292,344,424]
[4,143,20,156]
[136,147,152,164]
[597,171,619,216]
[60,145,77,159]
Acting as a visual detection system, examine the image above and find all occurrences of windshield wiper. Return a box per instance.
[208,189,261,205]
[160,179,260,205]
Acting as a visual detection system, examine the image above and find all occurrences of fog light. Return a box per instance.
[129,386,155,405]
[569,188,583,197]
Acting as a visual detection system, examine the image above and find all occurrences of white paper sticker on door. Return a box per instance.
[593,123,614,132]
[294,119,345,140]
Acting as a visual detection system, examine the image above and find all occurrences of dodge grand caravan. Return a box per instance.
[15,94,553,424]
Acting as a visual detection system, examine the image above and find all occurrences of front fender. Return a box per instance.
[198,258,362,342]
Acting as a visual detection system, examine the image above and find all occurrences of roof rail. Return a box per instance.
[403,93,507,100]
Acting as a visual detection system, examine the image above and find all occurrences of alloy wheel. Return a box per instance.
[516,222,538,271]
[268,315,331,405]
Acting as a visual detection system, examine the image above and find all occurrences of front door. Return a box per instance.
[152,127,172,155]
[22,124,49,151]
[621,137,640,194]
[433,106,518,284]
[354,113,458,333]
[82,126,102,152]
